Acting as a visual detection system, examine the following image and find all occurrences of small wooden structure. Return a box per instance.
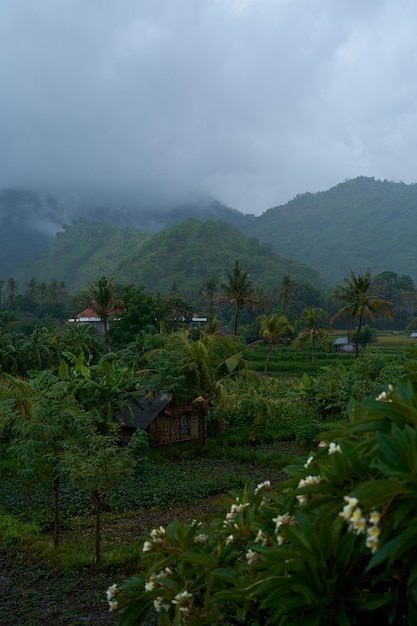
[116,393,207,447]
[333,337,363,353]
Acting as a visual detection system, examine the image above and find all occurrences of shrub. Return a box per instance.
[0,512,41,544]
[110,365,417,625]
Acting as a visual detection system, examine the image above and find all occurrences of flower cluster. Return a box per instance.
[143,525,166,552]
[246,548,262,566]
[254,528,269,546]
[340,496,381,553]
[172,590,193,614]
[154,596,170,613]
[254,480,271,494]
[223,499,250,527]
[272,512,296,545]
[144,567,173,592]
[376,384,393,402]
[106,583,119,612]
[296,474,322,505]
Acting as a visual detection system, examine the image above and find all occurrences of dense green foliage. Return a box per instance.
[5,177,417,293]
[243,176,417,285]
[113,356,417,625]
[14,218,322,300]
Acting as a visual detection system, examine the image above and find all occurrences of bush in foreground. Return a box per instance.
[108,366,417,625]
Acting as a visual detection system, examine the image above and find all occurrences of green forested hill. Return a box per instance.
[14,218,323,298]
[5,176,417,290]
[242,177,417,285]
[14,220,151,293]
[113,219,322,299]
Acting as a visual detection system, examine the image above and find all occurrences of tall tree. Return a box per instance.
[85,276,120,352]
[257,313,294,373]
[293,306,329,363]
[278,274,295,312]
[26,278,38,304]
[6,277,18,308]
[202,277,219,318]
[330,269,394,357]
[64,428,132,563]
[220,261,256,335]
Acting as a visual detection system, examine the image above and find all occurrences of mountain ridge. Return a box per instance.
[2,176,417,289]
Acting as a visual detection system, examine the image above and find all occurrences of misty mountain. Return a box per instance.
[0,187,247,277]
[3,176,417,289]
[239,177,417,285]
[14,218,322,298]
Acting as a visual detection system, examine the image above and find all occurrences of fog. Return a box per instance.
[1,0,417,214]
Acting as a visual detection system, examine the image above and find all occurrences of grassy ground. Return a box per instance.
[0,442,303,626]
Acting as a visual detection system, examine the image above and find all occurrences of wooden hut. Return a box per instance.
[116,393,207,447]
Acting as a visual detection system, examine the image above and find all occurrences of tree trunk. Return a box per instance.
[93,491,105,564]
[355,316,362,359]
[264,343,273,373]
[53,472,60,548]
[234,303,240,335]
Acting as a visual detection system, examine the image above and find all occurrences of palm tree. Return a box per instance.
[85,276,120,352]
[257,313,294,373]
[202,276,219,318]
[6,277,18,308]
[330,269,393,358]
[220,261,256,335]
[26,278,38,304]
[293,306,329,363]
[278,274,295,312]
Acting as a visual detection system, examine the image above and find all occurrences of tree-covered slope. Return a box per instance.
[5,177,417,289]
[243,177,417,285]
[14,218,323,297]
[14,220,151,293]
[113,218,323,299]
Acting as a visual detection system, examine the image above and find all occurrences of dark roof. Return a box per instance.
[333,337,348,345]
[116,393,172,430]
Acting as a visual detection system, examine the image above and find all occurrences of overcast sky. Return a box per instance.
[1,0,417,214]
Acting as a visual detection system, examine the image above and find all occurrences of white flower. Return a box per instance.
[145,573,158,591]
[328,442,341,454]
[246,549,261,565]
[349,508,367,535]
[254,480,271,494]
[366,525,381,553]
[304,456,314,468]
[225,502,250,523]
[296,494,308,505]
[108,599,118,611]
[339,496,359,520]
[255,529,268,546]
[376,385,393,402]
[318,440,329,448]
[106,584,119,611]
[272,513,293,532]
[369,510,381,526]
[172,590,193,613]
[194,533,209,544]
[154,596,170,613]
[142,540,153,552]
[150,526,166,540]
[298,475,322,488]
[225,534,234,544]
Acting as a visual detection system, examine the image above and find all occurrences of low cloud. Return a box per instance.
[1,0,416,214]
